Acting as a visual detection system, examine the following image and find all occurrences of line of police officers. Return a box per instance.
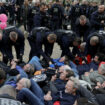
[0,0,105,65]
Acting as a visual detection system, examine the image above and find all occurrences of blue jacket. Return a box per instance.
[77,61,98,75]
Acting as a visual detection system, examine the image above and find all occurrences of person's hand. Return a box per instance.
[44,91,52,101]
[90,68,94,73]
[101,20,104,24]
[97,82,102,88]
[95,82,102,89]
[82,60,86,64]
[84,72,90,76]
[102,81,105,88]
[49,61,52,65]
[59,56,65,62]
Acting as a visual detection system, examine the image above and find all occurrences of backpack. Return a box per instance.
[55,29,76,42]
[28,27,50,41]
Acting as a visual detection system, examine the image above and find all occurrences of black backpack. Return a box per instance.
[28,27,50,41]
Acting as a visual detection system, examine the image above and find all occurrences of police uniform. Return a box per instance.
[69,4,82,31]
[28,27,54,62]
[91,10,105,32]
[49,3,64,30]
[3,26,25,63]
[55,29,80,60]
[84,30,105,58]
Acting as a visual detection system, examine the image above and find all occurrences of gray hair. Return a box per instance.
[63,65,72,71]
[100,64,105,74]
[90,36,99,44]
[0,85,16,99]
[69,77,80,89]
[22,78,31,89]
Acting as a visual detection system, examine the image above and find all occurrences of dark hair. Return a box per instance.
[95,53,105,62]
[65,70,74,78]
[40,3,46,7]
[0,68,6,80]
[74,37,81,45]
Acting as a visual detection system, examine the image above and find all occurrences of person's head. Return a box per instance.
[94,53,105,63]
[0,85,17,99]
[98,5,105,13]
[16,78,31,90]
[23,64,34,75]
[65,77,80,94]
[80,42,86,52]
[0,68,6,84]
[79,15,87,26]
[73,37,81,47]
[98,63,105,75]
[24,0,29,5]
[90,36,99,46]
[9,31,18,42]
[81,0,88,5]
[40,3,46,12]
[59,65,72,73]
[92,1,98,6]
[60,69,74,81]
[47,33,57,43]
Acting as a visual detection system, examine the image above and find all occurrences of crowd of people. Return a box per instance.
[0,0,105,105]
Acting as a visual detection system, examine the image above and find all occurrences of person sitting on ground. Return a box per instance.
[82,62,105,88]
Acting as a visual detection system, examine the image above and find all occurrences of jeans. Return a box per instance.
[17,79,44,105]
[69,61,79,78]
[29,56,43,70]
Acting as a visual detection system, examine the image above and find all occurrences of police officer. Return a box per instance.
[68,0,82,31]
[80,0,89,17]
[75,15,91,41]
[29,2,39,30]
[0,1,7,15]
[28,27,57,64]
[84,30,105,58]
[49,0,64,30]
[7,0,16,25]
[91,4,105,32]
[33,3,49,28]
[0,31,8,64]
[21,0,32,32]
[55,29,81,61]
[3,26,25,64]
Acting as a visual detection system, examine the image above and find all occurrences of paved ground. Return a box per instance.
[13,26,62,62]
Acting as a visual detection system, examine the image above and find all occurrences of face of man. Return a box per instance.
[98,5,105,13]
[47,36,55,44]
[94,56,99,63]
[65,80,76,94]
[73,41,79,47]
[59,70,68,80]
[40,5,45,12]
[80,19,86,26]
[98,66,103,74]
[16,79,25,90]
[23,64,30,72]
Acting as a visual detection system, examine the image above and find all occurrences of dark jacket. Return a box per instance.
[3,28,25,59]
[55,29,80,60]
[28,27,54,62]
[91,11,105,31]
[75,18,91,41]
[77,61,99,76]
